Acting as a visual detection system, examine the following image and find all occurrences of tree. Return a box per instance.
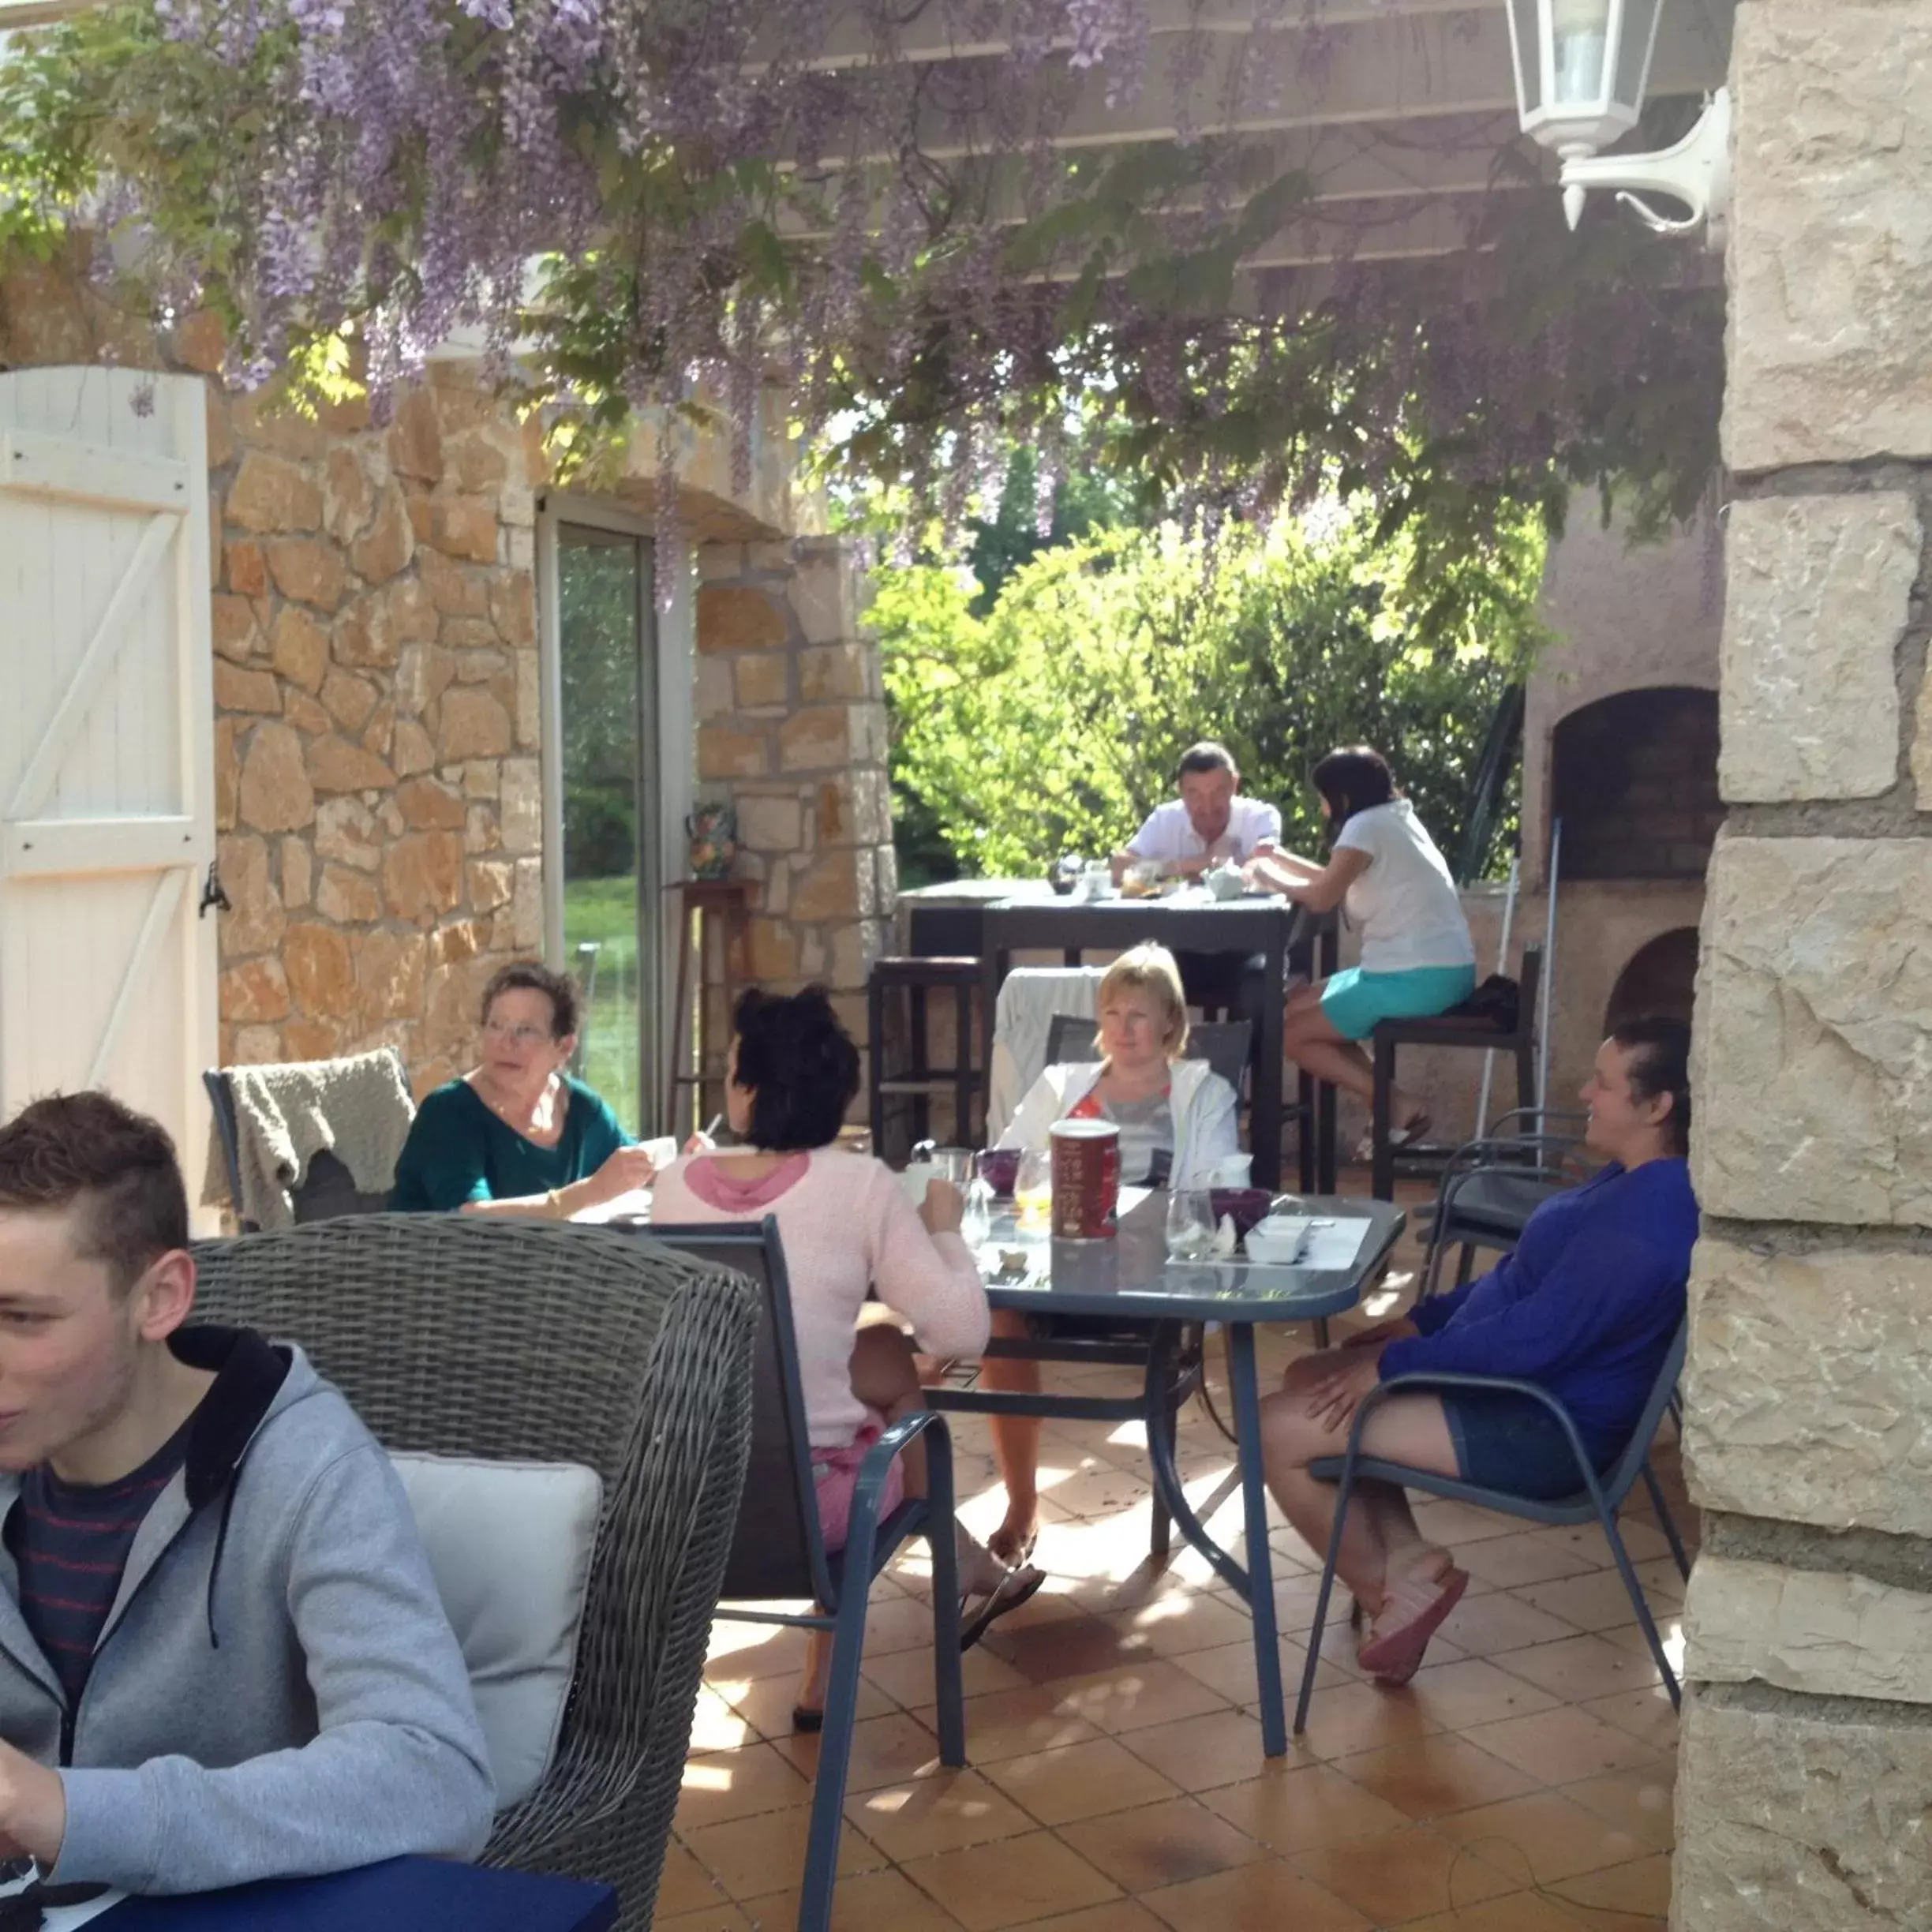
[878,509,1542,886]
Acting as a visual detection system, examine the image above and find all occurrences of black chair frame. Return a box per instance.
[1295,1324,1692,1735]
[638,1219,964,1932]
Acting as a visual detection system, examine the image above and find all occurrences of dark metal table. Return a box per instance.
[975,892,1336,1190]
[933,1189,1405,1755]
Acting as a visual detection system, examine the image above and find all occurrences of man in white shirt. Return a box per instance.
[1110,743,1282,1036]
[1113,743,1282,883]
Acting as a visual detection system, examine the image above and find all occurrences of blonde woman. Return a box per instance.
[986,944,1241,1562]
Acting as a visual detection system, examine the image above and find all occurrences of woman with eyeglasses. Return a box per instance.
[389,960,659,1215]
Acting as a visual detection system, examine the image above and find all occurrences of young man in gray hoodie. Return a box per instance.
[0,1090,494,1894]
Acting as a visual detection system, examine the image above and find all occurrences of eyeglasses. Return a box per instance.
[481,1020,556,1047]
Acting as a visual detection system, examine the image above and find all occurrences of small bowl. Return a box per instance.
[976,1149,1020,1198]
[1208,1188,1274,1236]
[1244,1215,1312,1266]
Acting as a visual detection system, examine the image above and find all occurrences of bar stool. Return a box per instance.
[1368,945,1544,1201]
[867,957,980,1162]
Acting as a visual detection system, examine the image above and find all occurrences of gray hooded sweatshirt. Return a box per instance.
[0,1326,496,1893]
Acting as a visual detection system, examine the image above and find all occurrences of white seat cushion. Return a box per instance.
[391,1451,603,1810]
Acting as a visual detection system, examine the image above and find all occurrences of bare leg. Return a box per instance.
[797,1326,1009,1717]
[1263,1351,1458,1615]
[1283,990,1428,1132]
[982,1308,1042,1563]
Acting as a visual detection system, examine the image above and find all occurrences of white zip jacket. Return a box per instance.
[995,1057,1241,1189]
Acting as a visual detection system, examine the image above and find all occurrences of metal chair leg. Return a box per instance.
[927,1429,967,1766]
[1640,1461,1694,1582]
[797,1575,874,1932]
[1600,1507,1680,1709]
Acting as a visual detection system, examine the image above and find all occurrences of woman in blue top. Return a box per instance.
[390,961,657,1215]
[1260,1017,1697,1684]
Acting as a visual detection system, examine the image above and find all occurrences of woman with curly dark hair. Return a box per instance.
[653,985,1043,1726]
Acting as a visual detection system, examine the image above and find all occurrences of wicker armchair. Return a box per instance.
[190,1214,760,1931]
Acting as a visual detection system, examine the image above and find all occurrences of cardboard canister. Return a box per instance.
[1049,1118,1121,1239]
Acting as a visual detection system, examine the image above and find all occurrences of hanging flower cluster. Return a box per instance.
[1,0,1724,584]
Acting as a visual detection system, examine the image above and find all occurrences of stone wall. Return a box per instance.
[693,537,895,1097]
[206,359,549,1094]
[1675,4,1932,1924]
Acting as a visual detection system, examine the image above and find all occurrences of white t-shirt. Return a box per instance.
[1333,799,1476,974]
[1128,794,1281,864]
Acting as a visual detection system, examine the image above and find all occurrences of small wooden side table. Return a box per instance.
[665,878,754,1138]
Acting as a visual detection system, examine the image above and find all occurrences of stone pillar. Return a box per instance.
[1673,5,1932,1924]
[693,537,894,1105]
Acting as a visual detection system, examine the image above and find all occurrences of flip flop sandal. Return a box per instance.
[1351,1115,1434,1165]
[1357,1567,1469,1685]
[792,1705,824,1734]
[960,1564,1047,1651]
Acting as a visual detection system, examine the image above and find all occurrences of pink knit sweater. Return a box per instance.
[651,1148,990,1448]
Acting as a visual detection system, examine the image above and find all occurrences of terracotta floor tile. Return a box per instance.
[1289,1824,1519,1923]
[1174,1635,1350,1706]
[1578,1687,1681,1754]
[1047,1465,1158,1518]
[1058,1795,1265,1893]
[1050,1659,1236,1735]
[1116,1706,1269,1792]
[1547,1852,1674,1918]
[994,1611,1157,1683]
[1433,1789,1663,1885]
[659,1838,733,1918]
[1294,1676,1448,1761]
[1512,1569,1678,1635]
[655,1904,754,1932]
[863,1639,1028,1707]
[689,1686,760,1753]
[845,1767,1038,1862]
[721,1668,898,1741]
[1600,1616,1685,1673]
[676,1743,814,1832]
[1333,1733,1544,1821]
[903,1829,1121,1930]
[1408,1499,1524,1547]
[1492,1633,1665,1704]
[684,1803,887,1900]
[1201,1761,1412,1854]
[1563,1768,1678,1855]
[1138,1857,1372,1931]
[862,1593,950,1656]
[1399,1891,1597,1931]
[1401,1657,1562,1731]
[919,1679,1105,1762]
[1024,1904,1170,1932]
[1463,1707,1666,1786]
[1095,1590,1258,1659]
[982,1734,1182,1826]
[1434,1591,1581,1657]
[1456,1530,1605,1589]
[778,1711,945,1793]
[708,1617,812,1680]
[739,1864,967,1930]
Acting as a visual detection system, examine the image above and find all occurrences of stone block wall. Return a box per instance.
[1674,5,1932,1924]
[693,537,896,1091]
[204,356,549,1094]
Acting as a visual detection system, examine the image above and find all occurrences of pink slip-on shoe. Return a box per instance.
[1357,1566,1469,1684]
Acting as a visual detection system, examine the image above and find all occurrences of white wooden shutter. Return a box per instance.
[0,367,219,1218]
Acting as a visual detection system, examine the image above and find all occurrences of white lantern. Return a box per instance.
[1505,0,1730,251]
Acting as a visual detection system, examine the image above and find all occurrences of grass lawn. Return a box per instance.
[562,876,644,1133]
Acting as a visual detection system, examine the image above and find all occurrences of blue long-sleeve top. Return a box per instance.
[1377,1158,1698,1456]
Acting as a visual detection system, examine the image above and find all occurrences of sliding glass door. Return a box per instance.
[551,520,661,1134]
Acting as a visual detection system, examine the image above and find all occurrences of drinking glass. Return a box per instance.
[1014,1149,1053,1230]
[1165,1188,1216,1262]
[961,1175,994,1253]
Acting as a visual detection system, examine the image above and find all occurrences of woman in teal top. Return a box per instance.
[390,960,658,1215]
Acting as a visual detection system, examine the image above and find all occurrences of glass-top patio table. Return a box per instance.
[930,1186,1405,1755]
